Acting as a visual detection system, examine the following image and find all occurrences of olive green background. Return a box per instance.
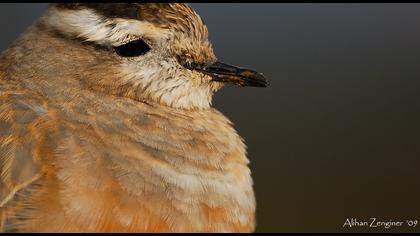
[0,3,419,233]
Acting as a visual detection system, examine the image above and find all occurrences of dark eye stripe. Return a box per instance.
[114,39,151,57]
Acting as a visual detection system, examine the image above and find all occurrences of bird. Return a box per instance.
[0,3,268,233]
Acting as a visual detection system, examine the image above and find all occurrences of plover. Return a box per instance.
[0,3,268,232]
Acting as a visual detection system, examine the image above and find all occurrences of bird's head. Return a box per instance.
[42,3,268,110]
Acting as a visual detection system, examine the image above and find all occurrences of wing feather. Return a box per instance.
[0,79,51,231]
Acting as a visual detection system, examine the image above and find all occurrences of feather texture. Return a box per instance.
[0,3,256,232]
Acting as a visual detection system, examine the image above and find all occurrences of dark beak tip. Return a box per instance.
[263,77,270,87]
[258,80,270,88]
[253,73,269,87]
[243,77,269,87]
[262,81,270,87]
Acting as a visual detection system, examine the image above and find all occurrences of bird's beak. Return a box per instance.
[187,61,269,87]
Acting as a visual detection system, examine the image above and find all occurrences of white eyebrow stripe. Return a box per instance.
[44,7,170,46]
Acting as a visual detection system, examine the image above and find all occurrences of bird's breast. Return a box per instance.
[45,98,256,232]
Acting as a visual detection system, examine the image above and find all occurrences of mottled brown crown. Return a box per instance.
[51,3,215,66]
[52,3,208,41]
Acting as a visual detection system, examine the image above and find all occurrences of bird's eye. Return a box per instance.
[115,39,151,57]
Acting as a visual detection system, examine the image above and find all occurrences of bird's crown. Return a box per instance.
[48,3,215,66]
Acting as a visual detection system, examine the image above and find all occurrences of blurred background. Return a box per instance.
[0,3,419,233]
